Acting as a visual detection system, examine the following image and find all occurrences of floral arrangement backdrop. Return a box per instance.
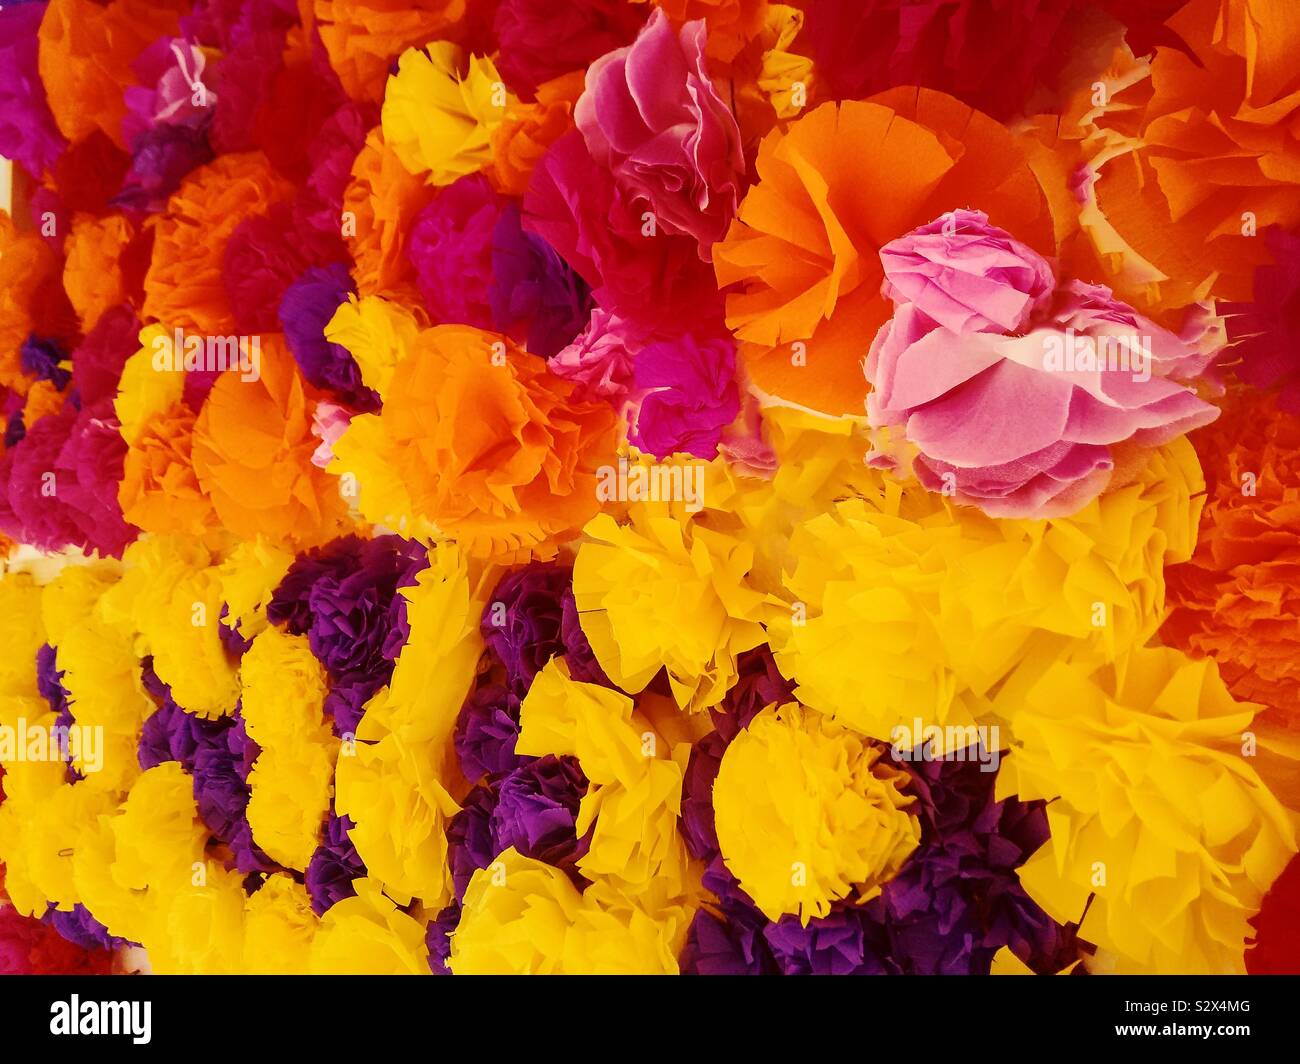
[0,0,1298,975]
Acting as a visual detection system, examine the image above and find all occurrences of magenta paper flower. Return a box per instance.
[866,214,1218,518]
[575,8,745,260]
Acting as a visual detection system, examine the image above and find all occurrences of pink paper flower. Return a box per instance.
[547,307,644,402]
[630,332,740,459]
[575,8,745,260]
[866,214,1219,518]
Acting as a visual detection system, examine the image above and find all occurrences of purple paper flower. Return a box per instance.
[481,563,573,695]
[41,904,123,953]
[489,755,589,869]
[426,902,460,975]
[454,682,524,784]
[559,586,612,687]
[305,812,367,915]
[278,263,378,411]
[20,336,71,390]
[35,643,69,716]
[447,785,498,901]
[631,333,740,459]
[489,205,592,359]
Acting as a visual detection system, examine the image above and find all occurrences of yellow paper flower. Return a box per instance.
[381,42,508,186]
[114,325,186,448]
[713,703,920,922]
[996,647,1297,974]
[335,544,484,902]
[449,848,686,975]
[148,863,248,975]
[323,293,422,402]
[310,878,430,974]
[242,874,319,974]
[573,501,779,713]
[99,535,238,719]
[517,658,700,905]
[772,440,1205,745]
[241,627,336,870]
[0,574,47,697]
[215,539,296,647]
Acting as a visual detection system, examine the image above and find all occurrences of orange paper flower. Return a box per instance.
[342,127,436,307]
[143,152,295,335]
[37,0,185,150]
[331,325,618,563]
[191,336,352,549]
[0,215,60,394]
[713,88,1056,415]
[63,213,134,330]
[119,403,220,541]
[1163,391,1300,730]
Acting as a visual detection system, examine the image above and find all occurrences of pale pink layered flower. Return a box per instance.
[547,307,644,401]
[575,8,745,260]
[310,401,353,469]
[866,213,1219,519]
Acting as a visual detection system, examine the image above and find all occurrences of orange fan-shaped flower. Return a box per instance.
[713,88,1055,415]
[119,403,220,542]
[191,336,352,549]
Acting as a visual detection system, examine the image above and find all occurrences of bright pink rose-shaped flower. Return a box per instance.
[866,214,1218,518]
[547,307,645,402]
[631,333,740,459]
[575,9,745,260]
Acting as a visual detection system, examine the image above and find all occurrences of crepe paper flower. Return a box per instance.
[381,42,508,188]
[1246,853,1300,974]
[867,266,1219,519]
[1071,0,1300,324]
[241,874,318,975]
[335,545,483,904]
[489,205,593,361]
[572,506,777,712]
[481,563,576,696]
[0,399,138,559]
[279,264,379,412]
[713,703,920,922]
[331,325,618,563]
[1219,227,1300,412]
[654,0,768,61]
[0,904,113,976]
[523,129,722,331]
[119,402,219,540]
[305,812,368,916]
[407,173,504,328]
[776,439,1205,743]
[493,0,644,98]
[444,783,496,902]
[191,335,353,550]
[576,9,746,260]
[490,755,591,870]
[630,333,741,459]
[0,217,63,394]
[455,682,525,783]
[309,401,354,470]
[313,0,475,104]
[61,214,134,331]
[0,1,68,179]
[72,305,141,411]
[19,336,70,391]
[302,99,378,235]
[309,877,429,975]
[36,0,183,150]
[516,658,699,904]
[488,71,585,198]
[342,127,437,304]
[240,627,337,870]
[213,539,296,652]
[323,293,422,402]
[714,89,1056,415]
[547,306,644,402]
[997,647,1297,974]
[142,151,294,334]
[41,903,121,954]
[448,847,685,974]
[98,535,238,722]
[1163,394,1300,729]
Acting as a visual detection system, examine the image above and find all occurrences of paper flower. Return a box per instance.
[407,173,503,328]
[631,332,740,459]
[576,9,745,259]
[997,647,1297,974]
[279,263,378,411]
[493,0,645,97]
[381,42,507,187]
[487,72,585,197]
[867,224,1219,517]
[331,325,617,562]
[0,1,67,179]
[1163,393,1300,729]
[1220,227,1300,412]
[714,90,1055,414]
[712,703,920,922]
